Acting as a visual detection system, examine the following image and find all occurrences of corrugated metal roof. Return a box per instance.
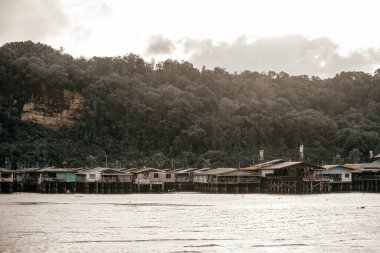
[207,168,237,175]
[193,168,212,174]
[264,161,302,170]
[101,171,131,176]
[130,167,165,173]
[175,168,198,174]
[322,165,354,171]
[345,161,380,170]
[262,161,323,170]
[344,163,364,169]
[76,167,107,174]
[37,167,75,173]
[217,170,258,177]
[0,168,14,173]
[242,159,284,171]
[194,167,259,176]
[15,168,41,173]
[363,160,380,169]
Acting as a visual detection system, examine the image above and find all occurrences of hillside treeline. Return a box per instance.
[0,41,380,169]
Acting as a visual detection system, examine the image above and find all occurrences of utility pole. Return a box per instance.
[259,150,264,162]
[105,155,108,168]
[300,145,304,162]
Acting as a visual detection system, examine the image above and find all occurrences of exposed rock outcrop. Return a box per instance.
[21,90,84,129]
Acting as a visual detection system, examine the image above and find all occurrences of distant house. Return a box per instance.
[343,158,380,191]
[38,168,76,183]
[346,159,380,182]
[128,167,171,192]
[174,168,199,190]
[76,168,101,183]
[0,168,14,193]
[193,167,260,192]
[14,167,76,192]
[321,165,354,183]
[192,168,212,184]
[15,168,40,183]
[0,168,14,183]
[242,159,284,177]
[243,161,323,182]
[75,167,133,193]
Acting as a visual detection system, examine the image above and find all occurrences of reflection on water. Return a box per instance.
[0,193,379,252]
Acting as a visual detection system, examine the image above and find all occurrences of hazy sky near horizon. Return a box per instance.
[1,0,380,77]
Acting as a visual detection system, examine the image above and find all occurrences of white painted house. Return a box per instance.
[322,165,354,183]
[129,167,175,191]
[76,167,132,183]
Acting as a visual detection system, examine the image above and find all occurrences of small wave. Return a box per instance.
[110,203,212,207]
[251,243,308,248]
[60,238,233,244]
[184,244,219,248]
[14,202,61,205]
[170,251,202,253]
[137,226,165,229]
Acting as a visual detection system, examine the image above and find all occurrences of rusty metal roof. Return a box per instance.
[242,159,284,171]
[263,161,323,170]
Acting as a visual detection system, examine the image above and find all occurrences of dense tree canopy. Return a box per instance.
[0,41,379,169]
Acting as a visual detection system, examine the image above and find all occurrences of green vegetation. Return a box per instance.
[1,41,380,168]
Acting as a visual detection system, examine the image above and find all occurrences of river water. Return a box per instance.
[0,192,379,253]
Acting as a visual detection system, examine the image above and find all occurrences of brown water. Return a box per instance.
[0,193,379,253]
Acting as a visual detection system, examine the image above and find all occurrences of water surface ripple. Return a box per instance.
[0,193,379,252]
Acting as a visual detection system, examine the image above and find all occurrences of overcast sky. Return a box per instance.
[1,0,380,77]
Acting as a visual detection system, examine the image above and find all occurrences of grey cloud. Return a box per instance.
[0,0,69,44]
[146,35,175,55]
[183,35,380,77]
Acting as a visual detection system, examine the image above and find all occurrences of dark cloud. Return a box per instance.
[0,0,69,44]
[146,35,175,55]
[183,35,380,77]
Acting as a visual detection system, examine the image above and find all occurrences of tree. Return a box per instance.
[348,149,362,163]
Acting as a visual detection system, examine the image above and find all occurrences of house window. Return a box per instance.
[154,173,159,178]
[166,174,171,179]
[89,174,95,179]
[345,173,349,178]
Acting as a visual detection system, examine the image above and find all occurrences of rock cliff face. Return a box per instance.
[21,90,84,129]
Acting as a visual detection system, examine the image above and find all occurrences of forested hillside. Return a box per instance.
[1,41,379,169]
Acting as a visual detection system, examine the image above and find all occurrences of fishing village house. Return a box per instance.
[345,155,380,191]
[174,168,199,190]
[193,167,260,193]
[76,167,133,193]
[0,168,14,193]
[321,165,354,191]
[15,168,40,192]
[14,167,76,193]
[128,167,175,192]
[37,168,77,193]
[242,160,330,193]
